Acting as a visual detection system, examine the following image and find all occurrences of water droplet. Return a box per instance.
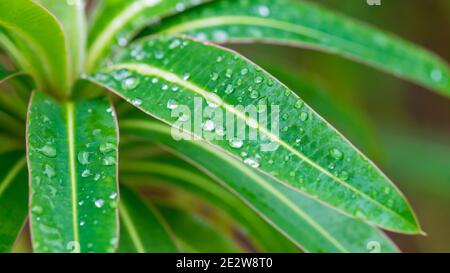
[213,30,228,43]
[254,76,263,84]
[80,220,85,226]
[162,84,169,91]
[154,50,164,59]
[257,5,270,17]
[250,90,259,99]
[430,68,443,82]
[81,169,92,178]
[32,205,44,215]
[38,145,57,158]
[131,98,142,106]
[78,200,84,206]
[210,72,219,81]
[225,68,233,78]
[78,151,90,165]
[183,73,191,80]
[240,68,249,75]
[94,199,105,208]
[151,78,159,84]
[329,148,343,160]
[94,173,101,181]
[229,139,243,149]
[102,156,116,166]
[295,100,304,109]
[109,192,117,199]
[167,99,179,110]
[169,39,181,49]
[43,164,56,178]
[225,84,234,94]
[300,112,309,121]
[100,143,115,153]
[339,171,349,180]
[203,120,215,132]
[121,77,140,90]
[244,157,260,168]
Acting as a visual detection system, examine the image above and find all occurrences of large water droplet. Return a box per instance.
[102,156,116,166]
[43,164,56,178]
[257,5,270,17]
[78,151,90,165]
[121,77,140,90]
[329,148,343,160]
[94,199,105,208]
[38,145,57,158]
[210,72,219,81]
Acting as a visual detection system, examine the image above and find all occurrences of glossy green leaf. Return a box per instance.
[0,150,28,252]
[86,0,211,71]
[37,0,87,77]
[120,159,298,252]
[118,186,178,253]
[27,91,119,253]
[0,0,70,96]
[152,0,450,97]
[88,36,419,233]
[121,120,399,253]
[156,204,244,253]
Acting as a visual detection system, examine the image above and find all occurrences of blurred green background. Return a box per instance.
[229,0,450,252]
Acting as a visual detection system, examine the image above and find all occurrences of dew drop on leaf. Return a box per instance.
[229,139,244,149]
[38,144,57,158]
[167,99,179,110]
[78,151,90,165]
[329,148,343,160]
[94,199,105,208]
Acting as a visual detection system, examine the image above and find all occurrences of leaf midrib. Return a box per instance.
[65,102,79,246]
[104,62,413,230]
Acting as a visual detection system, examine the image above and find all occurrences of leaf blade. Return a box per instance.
[152,0,450,97]
[27,92,119,253]
[118,186,178,253]
[0,151,28,252]
[88,36,419,233]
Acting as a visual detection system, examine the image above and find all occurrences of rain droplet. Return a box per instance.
[32,205,44,215]
[43,164,56,178]
[329,148,343,160]
[254,76,263,84]
[38,145,57,158]
[244,157,260,168]
[240,68,249,75]
[229,139,243,149]
[78,151,90,165]
[121,77,140,90]
[109,192,117,199]
[169,39,181,49]
[213,30,228,43]
[203,120,215,132]
[154,50,164,59]
[295,100,304,109]
[162,84,169,91]
[300,112,309,121]
[94,199,105,208]
[167,99,179,110]
[81,169,92,178]
[257,5,270,17]
[102,156,116,166]
[100,143,115,153]
[430,68,443,82]
[131,98,142,106]
[183,73,191,80]
[225,84,234,94]
[225,68,233,78]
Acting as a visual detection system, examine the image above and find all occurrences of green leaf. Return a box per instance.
[152,0,450,97]
[88,36,420,233]
[0,66,23,84]
[120,159,299,252]
[37,0,87,77]
[0,0,70,97]
[86,0,211,71]
[0,150,28,252]
[121,120,399,253]
[118,186,178,253]
[156,204,245,253]
[26,91,119,253]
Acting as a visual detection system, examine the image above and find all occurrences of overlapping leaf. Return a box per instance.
[118,186,178,253]
[0,151,28,252]
[27,92,119,252]
[87,36,420,233]
[86,0,211,70]
[150,0,450,97]
[0,0,70,97]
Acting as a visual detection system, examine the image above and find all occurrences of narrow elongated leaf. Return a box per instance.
[27,92,119,253]
[156,204,245,253]
[86,0,211,71]
[0,151,28,252]
[118,186,178,253]
[152,0,450,97]
[121,120,398,253]
[88,36,420,233]
[120,160,298,252]
[37,0,87,77]
[0,0,70,96]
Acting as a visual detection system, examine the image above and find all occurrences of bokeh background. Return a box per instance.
[230,0,450,252]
